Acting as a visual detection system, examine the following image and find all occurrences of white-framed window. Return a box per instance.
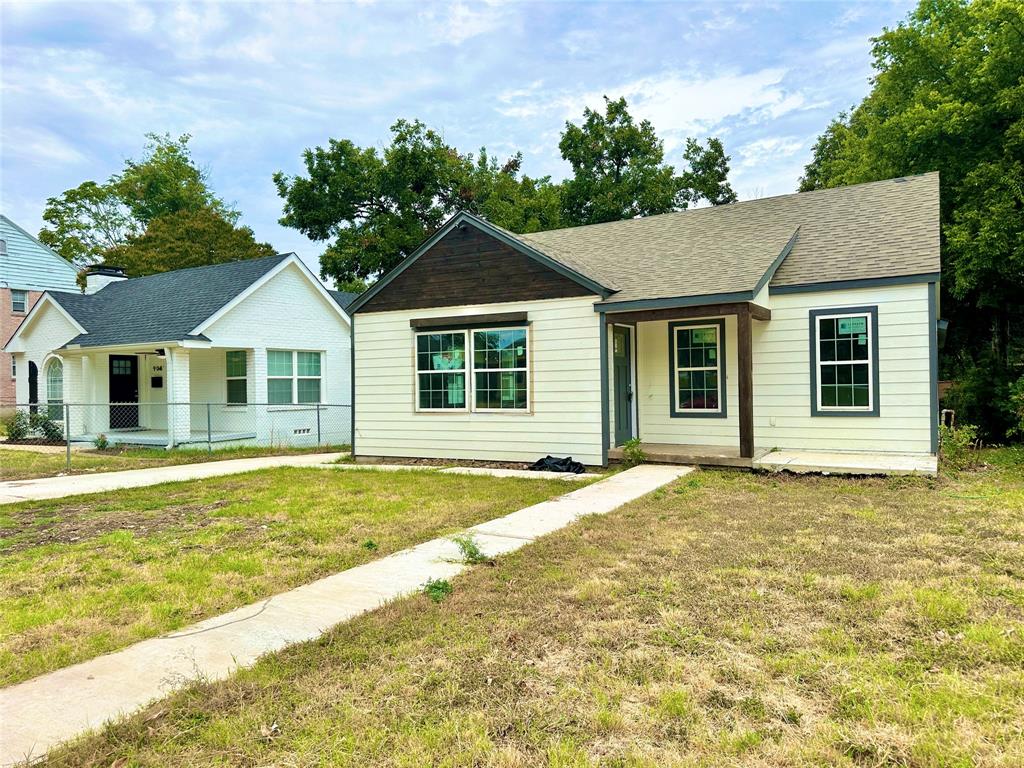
[415,332,467,410]
[472,328,529,410]
[414,326,530,412]
[810,307,877,414]
[670,320,725,417]
[225,351,247,405]
[10,356,15,379]
[11,289,27,314]
[46,358,63,420]
[267,350,322,405]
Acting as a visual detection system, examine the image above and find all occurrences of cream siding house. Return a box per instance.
[4,254,354,448]
[349,173,941,471]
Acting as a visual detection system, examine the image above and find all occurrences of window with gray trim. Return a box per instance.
[669,319,726,417]
[809,306,879,416]
[11,289,27,314]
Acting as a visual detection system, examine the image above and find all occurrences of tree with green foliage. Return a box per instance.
[559,97,736,225]
[276,99,736,286]
[800,0,1024,440]
[107,208,275,277]
[39,134,262,276]
[38,181,140,266]
[558,96,682,225]
[274,119,561,285]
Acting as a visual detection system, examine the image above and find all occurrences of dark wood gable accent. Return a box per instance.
[359,225,596,313]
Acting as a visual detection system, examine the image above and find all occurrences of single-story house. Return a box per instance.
[4,253,354,448]
[348,172,941,470]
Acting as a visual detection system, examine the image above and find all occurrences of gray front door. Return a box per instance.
[612,325,633,446]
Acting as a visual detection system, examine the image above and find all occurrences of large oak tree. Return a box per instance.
[800,0,1024,438]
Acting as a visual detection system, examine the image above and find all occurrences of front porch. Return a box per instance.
[608,442,759,468]
[602,299,765,465]
[608,441,937,476]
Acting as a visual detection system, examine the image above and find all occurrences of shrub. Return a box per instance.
[94,433,109,450]
[939,423,979,472]
[621,437,647,467]
[30,413,64,442]
[3,410,30,441]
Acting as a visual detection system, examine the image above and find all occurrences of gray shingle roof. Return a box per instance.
[50,253,291,348]
[506,173,940,304]
[328,290,359,310]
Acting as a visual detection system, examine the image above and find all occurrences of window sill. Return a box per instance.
[670,410,727,419]
[811,408,879,417]
[267,404,322,412]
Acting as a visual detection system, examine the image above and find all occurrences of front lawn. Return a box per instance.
[0,444,347,482]
[0,468,575,686]
[44,450,1024,767]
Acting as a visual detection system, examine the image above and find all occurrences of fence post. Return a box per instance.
[65,403,71,471]
[207,403,212,452]
[316,404,322,447]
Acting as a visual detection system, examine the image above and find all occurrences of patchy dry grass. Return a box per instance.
[38,449,1024,767]
[0,444,348,482]
[0,468,574,686]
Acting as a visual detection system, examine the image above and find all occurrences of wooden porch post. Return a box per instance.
[737,305,754,459]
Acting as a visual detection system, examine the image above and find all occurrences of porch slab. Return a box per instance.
[754,449,937,476]
[608,442,757,468]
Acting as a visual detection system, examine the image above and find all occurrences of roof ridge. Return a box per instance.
[522,172,940,239]
[99,252,292,287]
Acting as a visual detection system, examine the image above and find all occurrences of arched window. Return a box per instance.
[46,359,63,419]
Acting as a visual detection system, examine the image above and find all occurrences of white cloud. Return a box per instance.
[497,68,811,147]
[2,127,89,166]
[736,136,805,168]
[418,1,508,46]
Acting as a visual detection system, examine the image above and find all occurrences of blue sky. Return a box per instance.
[1,0,914,280]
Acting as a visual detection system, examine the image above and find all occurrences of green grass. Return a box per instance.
[0,467,575,685]
[38,448,1024,767]
[0,444,347,481]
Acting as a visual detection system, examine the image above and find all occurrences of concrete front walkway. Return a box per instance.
[0,464,690,765]
[0,453,348,505]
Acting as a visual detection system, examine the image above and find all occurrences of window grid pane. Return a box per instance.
[417,333,466,372]
[227,379,247,404]
[267,350,292,377]
[226,351,247,378]
[674,326,720,411]
[418,372,465,409]
[297,378,321,403]
[268,378,292,405]
[297,351,321,377]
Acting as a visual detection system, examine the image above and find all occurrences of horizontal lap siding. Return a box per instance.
[355,296,603,464]
[636,316,740,448]
[753,283,933,454]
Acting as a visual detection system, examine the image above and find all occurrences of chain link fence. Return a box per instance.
[1,402,351,468]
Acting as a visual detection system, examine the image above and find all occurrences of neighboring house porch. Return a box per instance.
[55,343,346,449]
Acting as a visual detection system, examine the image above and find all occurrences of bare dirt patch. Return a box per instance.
[0,500,233,553]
